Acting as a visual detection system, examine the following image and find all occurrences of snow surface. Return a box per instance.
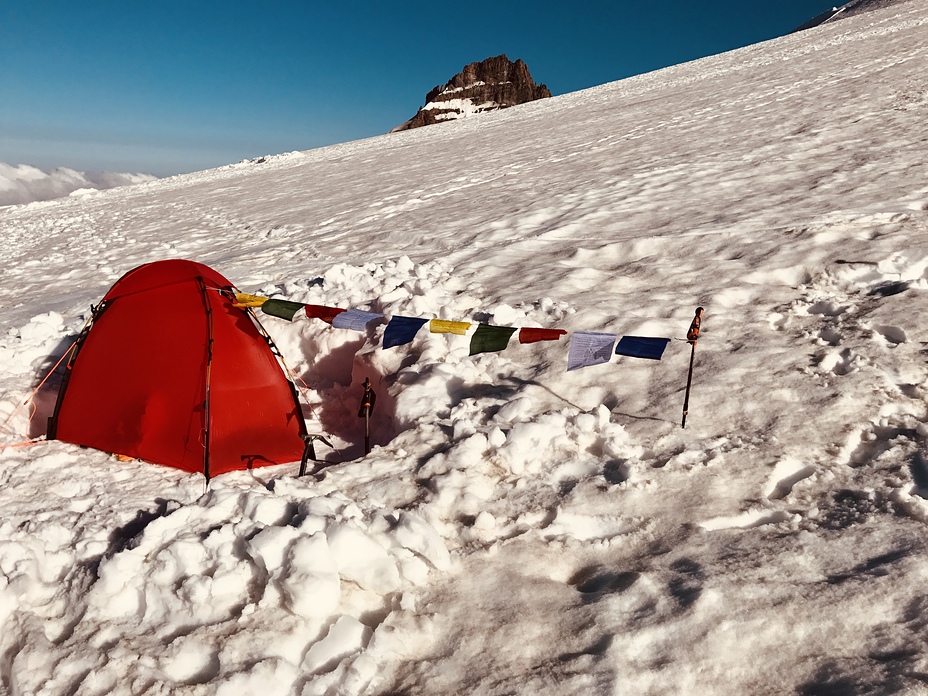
[0,163,157,207]
[2,2,928,694]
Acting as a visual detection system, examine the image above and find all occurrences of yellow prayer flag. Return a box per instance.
[430,319,472,335]
[234,293,270,308]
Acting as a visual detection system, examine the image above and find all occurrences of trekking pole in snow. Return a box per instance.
[358,377,377,456]
[681,307,704,429]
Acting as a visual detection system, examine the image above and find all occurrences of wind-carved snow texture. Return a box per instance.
[3,2,928,694]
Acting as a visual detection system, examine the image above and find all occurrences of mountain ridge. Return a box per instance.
[393,54,551,131]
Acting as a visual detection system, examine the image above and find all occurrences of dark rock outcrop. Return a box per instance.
[393,55,551,132]
[792,0,916,32]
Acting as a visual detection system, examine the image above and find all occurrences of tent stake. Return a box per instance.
[681,307,704,429]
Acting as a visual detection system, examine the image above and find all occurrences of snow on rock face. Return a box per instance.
[2,1,928,693]
[394,54,551,131]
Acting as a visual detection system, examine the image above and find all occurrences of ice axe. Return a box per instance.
[358,377,377,455]
[298,434,334,477]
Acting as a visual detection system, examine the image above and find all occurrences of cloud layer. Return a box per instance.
[0,162,157,206]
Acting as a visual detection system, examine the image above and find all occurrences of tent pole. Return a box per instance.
[241,304,309,443]
[47,306,105,440]
[198,278,214,482]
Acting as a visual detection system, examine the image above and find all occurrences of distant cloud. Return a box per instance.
[0,163,157,206]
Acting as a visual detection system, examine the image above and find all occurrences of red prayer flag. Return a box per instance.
[519,328,568,344]
[305,304,347,324]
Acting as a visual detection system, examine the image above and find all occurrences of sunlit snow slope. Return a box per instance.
[2,3,928,695]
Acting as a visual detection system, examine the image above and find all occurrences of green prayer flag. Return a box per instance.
[261,299,305,321]
[469,323,517,356]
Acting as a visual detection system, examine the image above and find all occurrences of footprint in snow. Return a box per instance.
[868,280,910,297]
[807,300,847,317]
[817,327,842,346]
[871,324,908,345]
[567,565,640,604]
[668,558,703,611]
[817,347,857,375]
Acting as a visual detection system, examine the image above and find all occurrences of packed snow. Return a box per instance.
[0,163,157,207]
[2,2,928,694]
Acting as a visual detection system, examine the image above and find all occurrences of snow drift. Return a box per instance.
[1,2,928,694]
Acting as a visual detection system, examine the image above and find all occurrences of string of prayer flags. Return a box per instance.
[305,304,347,324]
[261,299,306,322]
[234,289,686,376]
[383,316,429,349]
[430,319,471,335]
[614,336,671,361]
[470,324,518,356]
[234,293,269,308]
[518,327,568,344]
[332,308,385,331]
[567,331,617,371]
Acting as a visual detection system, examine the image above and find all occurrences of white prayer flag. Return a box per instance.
[567,331,616,371]
[331,308,385,331]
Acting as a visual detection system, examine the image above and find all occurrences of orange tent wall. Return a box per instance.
[51,260,307,476]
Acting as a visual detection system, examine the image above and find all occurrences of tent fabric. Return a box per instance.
[383,316,429,349]
[469,324,517,356]
[49,259,307,477]
[614,336,672,360]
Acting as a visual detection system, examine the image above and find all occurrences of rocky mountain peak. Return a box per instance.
[393,54,551,132]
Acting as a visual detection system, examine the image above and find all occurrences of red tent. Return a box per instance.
[48,260,307,478]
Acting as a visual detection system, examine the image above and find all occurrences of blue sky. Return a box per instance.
[0,1,839,177]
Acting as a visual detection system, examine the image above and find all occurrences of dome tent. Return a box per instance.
[48,260,307,479]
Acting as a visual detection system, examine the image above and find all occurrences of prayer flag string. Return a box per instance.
[233,293,684,372]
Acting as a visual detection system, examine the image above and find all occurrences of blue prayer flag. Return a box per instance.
[383,316,429,349]
[614,336,671,360]
[567,331,616,371]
